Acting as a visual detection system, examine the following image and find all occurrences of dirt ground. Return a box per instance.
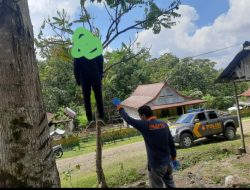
[57,119,250,188]
[56,141,146,173]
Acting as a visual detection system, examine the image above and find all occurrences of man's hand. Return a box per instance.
[171,160,180,171]
[112,98,121,106]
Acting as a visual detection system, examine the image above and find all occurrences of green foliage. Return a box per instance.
[62,168,74,187]
[36,0,180,53]
[167,58,218,94]
[211,175,222,184]
[231,107,250,118]
[77,115,88,127]
[108,163,141,187]
[38,49,81,112]
[104,48,151,102]
[39,45,250,116]
[74,105,89,128]
[180,147,235,170]
[101,128,141,144]
[52,135,80,149]
[148,54,249,110]
[202,94,216,109]
[148,53,180,83]
[90,0,180,34]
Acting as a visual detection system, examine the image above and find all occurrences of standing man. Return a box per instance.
[112,98,177,188]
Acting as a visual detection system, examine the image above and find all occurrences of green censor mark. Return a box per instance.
[71,27,103,60]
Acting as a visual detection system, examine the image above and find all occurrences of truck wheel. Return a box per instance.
[224,126,236,140]
[180,133,193,148]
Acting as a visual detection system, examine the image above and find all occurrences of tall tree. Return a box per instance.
[104,46,151,101]
[0,0,60,187]
[38,46,81,112]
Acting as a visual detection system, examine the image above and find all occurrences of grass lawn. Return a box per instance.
[242,116,250,121]
[60,135,143,159]
[61,152,147,188]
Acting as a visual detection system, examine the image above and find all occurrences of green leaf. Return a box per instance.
[52,17,61,22]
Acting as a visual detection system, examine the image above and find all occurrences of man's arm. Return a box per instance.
[73,59,80,85]
[112,98,146,133]
[117,108,145,133]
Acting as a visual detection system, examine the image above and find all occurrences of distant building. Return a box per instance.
[121,82,206,125]
[239,88,250,107]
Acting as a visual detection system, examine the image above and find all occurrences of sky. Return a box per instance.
[27,0,250,69]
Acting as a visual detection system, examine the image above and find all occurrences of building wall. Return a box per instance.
[240,97,250,103]
[148,86,188,107]
[123,107,140,128]
[234,54,250,80]
[123,84,203,125]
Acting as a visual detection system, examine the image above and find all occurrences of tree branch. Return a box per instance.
[104,2,114,21]
[103,2,179,49]
[103,3,135,48]
[81,1,93,32]
[104,47,150,74]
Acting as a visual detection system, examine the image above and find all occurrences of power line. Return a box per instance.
[190,43,242,58]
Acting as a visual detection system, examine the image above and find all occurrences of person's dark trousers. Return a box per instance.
[81,79,104,122]
[148,164,176,188]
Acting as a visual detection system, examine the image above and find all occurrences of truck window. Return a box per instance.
[196,112,207,121]
[207,111,218,119]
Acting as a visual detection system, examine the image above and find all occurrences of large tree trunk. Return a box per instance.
[0,0,60,187]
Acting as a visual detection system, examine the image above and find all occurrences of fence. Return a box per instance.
[101,128,141,145]
[51,126,142,151]
[52,134,80,149]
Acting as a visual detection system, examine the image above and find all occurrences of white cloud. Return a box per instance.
[136,0,250,69]
[28,0,80,36]
[28,0,104,37]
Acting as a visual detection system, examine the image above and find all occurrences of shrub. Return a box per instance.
[52,135,80,149]
[231,107,250,118]
[101,128,141,144]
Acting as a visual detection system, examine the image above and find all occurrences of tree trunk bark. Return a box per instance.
[0,0,60,187]
[95,111,108,188]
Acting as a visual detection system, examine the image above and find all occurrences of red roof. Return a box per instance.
[121,96,153,109]
[122,82,205,109]
[122,82,164,108]
[151,100,207,110]
[122,82,165,109]
[240,88,250,97]
[132,82,165,97]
